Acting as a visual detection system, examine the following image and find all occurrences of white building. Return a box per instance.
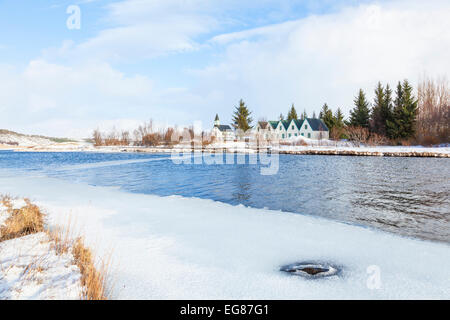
[255,118,329,140]
[211,114,235,141]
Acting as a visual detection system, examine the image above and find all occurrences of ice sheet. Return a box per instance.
[0,172,449,299]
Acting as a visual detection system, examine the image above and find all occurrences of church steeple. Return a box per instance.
[214,114,220,127]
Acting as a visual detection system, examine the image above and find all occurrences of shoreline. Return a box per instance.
[2,144,450,158]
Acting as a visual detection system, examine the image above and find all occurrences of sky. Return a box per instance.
[0,0,449,138]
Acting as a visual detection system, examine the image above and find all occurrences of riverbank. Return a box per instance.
[0,195,109,300]
[2,142,449,158]
[1,172,449,299]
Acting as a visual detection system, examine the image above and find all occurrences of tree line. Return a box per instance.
[92,120,215,147]
[316,77,448,145]
[229,76,448,145]
[93,76,448,147]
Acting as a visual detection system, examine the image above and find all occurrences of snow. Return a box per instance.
[0,198,28,227]
[1,130,449,156]
[10,198,27,210]
[0,232,83,300]
[0,170,449,299]
[0,202,10,227]
[277,144,450,155]
[0,130,53,147]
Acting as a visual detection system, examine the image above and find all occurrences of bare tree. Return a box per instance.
[417,75,450,144]
[92,129,103,146]
[121,130,130,146]
[346,126,369,147]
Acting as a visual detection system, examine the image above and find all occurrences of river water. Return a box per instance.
[0,151,448,243]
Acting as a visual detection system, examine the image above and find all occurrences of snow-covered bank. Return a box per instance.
[276,145,450,157]
[4,141,449,157]
[0,198,83,299]
[277,144,450,154]
[0,232,83,299]
[0,196,107,300]
[0,171,449,299]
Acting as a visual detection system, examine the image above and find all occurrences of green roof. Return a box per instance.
[293,119,304,129]
[305,118,329,131]
[268,121,279,129]
[280,120,289,130]
[266,118,328,132]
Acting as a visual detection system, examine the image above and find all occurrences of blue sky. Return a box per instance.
[0,0,449,138]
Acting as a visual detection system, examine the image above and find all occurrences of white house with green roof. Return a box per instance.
[255,118,329,140]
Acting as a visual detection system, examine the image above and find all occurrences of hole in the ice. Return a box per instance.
[280,262,339,278]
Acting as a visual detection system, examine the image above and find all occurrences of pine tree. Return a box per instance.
[383,84,393,131]
[349,89,370,127]
[386,80,417,139]
[279,113,284,121]
[332,107,346,139]
[301,109,308,120]
[402,80,418,137]
[370,82,386,134]
[231,99,253,132]
[319,103,335,130]
[335,108,345,128]
[312,111,316,119]
[287,104,298,121]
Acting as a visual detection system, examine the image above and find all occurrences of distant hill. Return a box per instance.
[0,129,76,147]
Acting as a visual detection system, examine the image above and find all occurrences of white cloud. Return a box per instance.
[2,0,450,138]
[193,0,450,120]
[45,0,217,63]
[0,59,215,138]
[0,60,155,137]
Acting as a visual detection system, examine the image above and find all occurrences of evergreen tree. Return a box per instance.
[279,113,284,121]
[401,80,418,137]
[319,103,335,130]
[386,82,404,139]
[386,80,417,139]
[301,109,308,120]
[312,111,316,119]
[383,84,393,130]
[231,99,253,132]
[394,81,403,110]
[335,108,345,128]
[370,82,386,134]
[349,89,370,127]
[287,104,298,121]
[332,107,346,139]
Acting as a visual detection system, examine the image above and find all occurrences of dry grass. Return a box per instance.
[46,219,111,300]
[0,195,110,300]
[72,237,109,300]
[46,220,111,300]
[0,198,44,241]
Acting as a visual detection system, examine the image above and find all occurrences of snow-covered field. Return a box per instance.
[0,171,449,299]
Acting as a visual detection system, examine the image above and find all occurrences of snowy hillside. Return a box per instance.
[0,129,54,147]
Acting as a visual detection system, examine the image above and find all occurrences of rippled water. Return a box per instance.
[0,151,449,243]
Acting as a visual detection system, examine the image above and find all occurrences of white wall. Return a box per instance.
[286,120,299,139]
